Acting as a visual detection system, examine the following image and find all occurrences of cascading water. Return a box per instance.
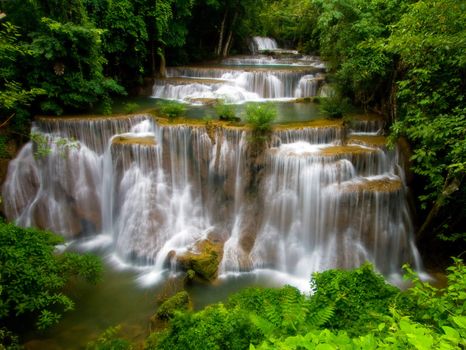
[3,113,422,290]
[153,68,323,103]
[250,36,278,52]
[152,37,325,104]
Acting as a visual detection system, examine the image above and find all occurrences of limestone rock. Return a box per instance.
[176,238,224,281]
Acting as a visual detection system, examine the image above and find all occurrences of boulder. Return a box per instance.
[176,238,224,281]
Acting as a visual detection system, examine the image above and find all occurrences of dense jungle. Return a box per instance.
[0,0,465,349]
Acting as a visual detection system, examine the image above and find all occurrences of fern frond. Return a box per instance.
[263,301,281,327]
[250,313,277,337]
[306,304,335,329]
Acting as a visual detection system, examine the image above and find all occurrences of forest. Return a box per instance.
[0,0,465,349]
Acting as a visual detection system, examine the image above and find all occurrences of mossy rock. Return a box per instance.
[155,291,192,321]
[176,239,224,282]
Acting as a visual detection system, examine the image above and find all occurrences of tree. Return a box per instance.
[387,0,466,243]
[84,0,148,89]
[26,18,124,115]
[0,221,102,332]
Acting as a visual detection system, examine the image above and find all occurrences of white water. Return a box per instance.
[251,36,278,52]
[152,38,325,104]
[3,114,422,290]
[153,69,322,103]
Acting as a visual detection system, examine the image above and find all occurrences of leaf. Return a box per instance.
[452,316,466,329]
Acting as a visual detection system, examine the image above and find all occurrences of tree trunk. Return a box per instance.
[222,12,237,57]
[416,173,462,242]
[150,39,156,76]
[159,48,167,78]
[216,10,227,56]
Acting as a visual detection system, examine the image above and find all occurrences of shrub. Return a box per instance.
[155,291,192,321]
[214,101,238,122]
[245,103,276,133]
[309,263,402,335]
[319,91,350,119]
[86,326,132,350]
[0,221,102,331]
[148,304,262,350]
[159,101,186,120]
[123,102,140,114]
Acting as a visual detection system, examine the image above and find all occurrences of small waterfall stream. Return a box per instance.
[3,112,422,289]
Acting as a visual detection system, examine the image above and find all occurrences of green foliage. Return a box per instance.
[0,221,102,331]
[403,258,466,329]
[386,0,466,237]
[0,22,45,131]
[123,103,140,114]
[144,261,466,350]
[159,101,186,120]
[86,326,132,350]
[214,101,237,122]
[309,263,402,334]
[0,136,9,159]
[148,304,262,350]
[28,17,124,115]
[0,327,21,350]
[30,132,79,159]
[319,91,350,119]
[155,291,191,321]
[245,103,276,144]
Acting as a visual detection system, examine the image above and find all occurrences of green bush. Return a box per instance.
[245,103,276,133]
[86,326,132,350]
[319,93,350,119]
[214,101,238,122]
[155,291,191,321]
[147,304,262,350]
[0,221,102,331]
[309,263,402,335]
[160,101,186,120]
[123,102,140,114]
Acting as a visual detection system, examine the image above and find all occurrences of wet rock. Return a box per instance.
[176,239,224,281]
[154,291,192,321]
[155,275,186,303]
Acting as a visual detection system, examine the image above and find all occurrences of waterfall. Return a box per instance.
[153,68,324,102]
[2,114,422,288]
[250,36,278,53]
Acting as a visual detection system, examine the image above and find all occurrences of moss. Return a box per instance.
[342,178,402,193]
[112,136,156,146]
[35,114,143,121]
[273,118,343,130]
[347,113,384,122]
[319,145,376,156]
[153,115,247,130]
[155,291,192,321]
[347,135,387,147]
[187,98,220,105]
[176,239,224,281]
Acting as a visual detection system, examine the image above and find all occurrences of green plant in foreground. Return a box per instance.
[155,291,192,321]
[160,101,186,121]
[86,326,132,350]
[0,221,102,331]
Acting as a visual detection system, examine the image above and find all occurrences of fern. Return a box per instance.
[263,301,281,327]
[281,286,308,333]
[306,304,335,329]
[250,313,277,336]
